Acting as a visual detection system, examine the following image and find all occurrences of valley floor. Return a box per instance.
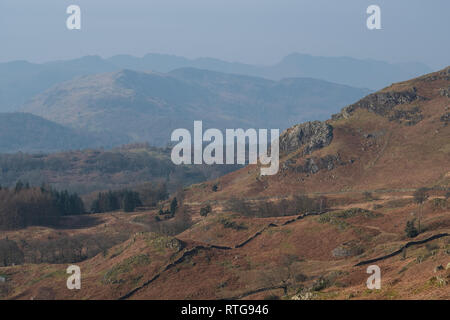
[1,190,449,300]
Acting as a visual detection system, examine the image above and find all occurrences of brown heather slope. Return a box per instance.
[2,196,448,300]
[0,68,449,300]
[184,66,450,203]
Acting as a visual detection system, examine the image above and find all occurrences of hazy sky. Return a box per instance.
[0,0,449,69]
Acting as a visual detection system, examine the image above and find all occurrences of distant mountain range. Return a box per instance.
[0,53,431,111]
[0,113,128,153]
[21,68,370,147]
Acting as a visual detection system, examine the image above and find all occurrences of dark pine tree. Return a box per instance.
[170,197,178,215]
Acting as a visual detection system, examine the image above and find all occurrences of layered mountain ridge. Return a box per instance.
[21,68,369,147]
[0,53,431,111]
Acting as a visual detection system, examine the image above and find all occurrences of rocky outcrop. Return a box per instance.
[422,66,450,82]
[388,106,424,126]
[278,121,344,175]
[279,121,333,156]
[441,112,450,125]
[332,87,426,120]
[439,87,450,98]
[332,241,364,258]
[282,154,345,174]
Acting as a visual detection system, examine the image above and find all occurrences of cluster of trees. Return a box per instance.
[0,182,85,230]
[0,179,172,230]
[157,197,178,220]
[46,188,85,216]
[405,219,419,238]
[0,180,156,229]
[226,195,327,218]
[0,147,239,196]
[24,232,129,264]
[405,187,431,238]
[151,205,192,236]
[0,239,24,266]
[147,192,192,235]
[0,231,131,266]
[413,187,429,234]
[91,189,142,213]
[136,182,169,207]
[153,209,192,236]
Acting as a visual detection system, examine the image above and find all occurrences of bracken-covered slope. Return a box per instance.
[1,68,449,300]
[185,66,450,202]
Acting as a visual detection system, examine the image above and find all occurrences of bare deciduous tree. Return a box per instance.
[413,188,429,233]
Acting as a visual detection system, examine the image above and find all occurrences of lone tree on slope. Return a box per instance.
[413,187,429,233]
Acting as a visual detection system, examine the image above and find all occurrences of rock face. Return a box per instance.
[333,87,425,120]
[388,106,424,126]
[441,112,450,125]
[439,87,450,98]
[279,121,333,156]
[298,155,344,174]
[423,66,450,82]
[282,154,345,174]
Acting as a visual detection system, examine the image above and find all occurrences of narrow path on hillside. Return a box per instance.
[111,212,152,231]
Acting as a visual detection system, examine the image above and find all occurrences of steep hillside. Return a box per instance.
[185,67,450,201]
[22,68,369,146]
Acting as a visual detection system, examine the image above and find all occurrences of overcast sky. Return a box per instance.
[0,0,449,69]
